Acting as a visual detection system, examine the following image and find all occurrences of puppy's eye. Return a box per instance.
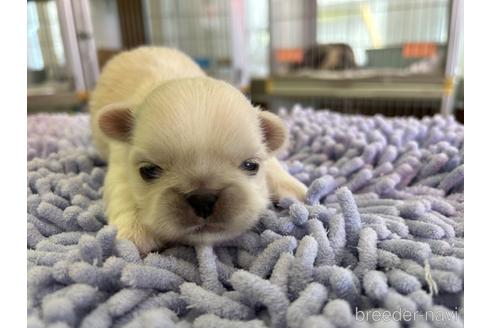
[139,164,162,182]
[240,159,259,175]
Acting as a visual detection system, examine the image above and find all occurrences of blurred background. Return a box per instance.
[27,0,463,122]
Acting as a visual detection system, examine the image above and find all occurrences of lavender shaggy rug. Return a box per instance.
[27,106,464,328]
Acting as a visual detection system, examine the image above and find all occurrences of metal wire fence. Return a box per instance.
[27,0,463,117]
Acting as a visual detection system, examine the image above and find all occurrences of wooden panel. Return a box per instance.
[97,49,122,69]
[116,0,146,49]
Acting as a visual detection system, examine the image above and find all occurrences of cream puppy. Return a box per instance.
[90,47,306,253]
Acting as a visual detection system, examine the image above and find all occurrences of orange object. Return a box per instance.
[77,91,89,102]
[275,48,304,63]
[443,77,455,96]
[402,43,437,58]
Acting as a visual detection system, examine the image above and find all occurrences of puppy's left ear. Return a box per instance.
[98,103,134,142]
[257,109,288,154]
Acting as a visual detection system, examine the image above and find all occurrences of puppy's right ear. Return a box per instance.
[98,103,134,142]
[257,109,288,155]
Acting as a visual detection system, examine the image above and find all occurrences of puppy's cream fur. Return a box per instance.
[90,47,306,253]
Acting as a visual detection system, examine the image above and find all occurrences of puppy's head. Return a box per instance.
[98,77,287,245]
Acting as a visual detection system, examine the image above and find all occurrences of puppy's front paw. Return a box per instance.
[271,176,307,202]
[117,224,162,255]
[265,157,307,202]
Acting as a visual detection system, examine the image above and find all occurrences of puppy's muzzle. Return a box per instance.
[186,192,219,219]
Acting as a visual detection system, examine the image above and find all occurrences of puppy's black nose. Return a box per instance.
[186,193,218,219]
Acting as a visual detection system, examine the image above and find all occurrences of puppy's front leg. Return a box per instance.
[264,157,307,202]
[112,211,161,255]
[104,162,161,255]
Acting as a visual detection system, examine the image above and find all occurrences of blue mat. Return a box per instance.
[27,107,464,328]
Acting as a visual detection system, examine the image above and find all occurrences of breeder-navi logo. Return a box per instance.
[355,307,461,323]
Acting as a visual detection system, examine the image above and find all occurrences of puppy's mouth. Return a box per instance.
[190,223,225,234]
